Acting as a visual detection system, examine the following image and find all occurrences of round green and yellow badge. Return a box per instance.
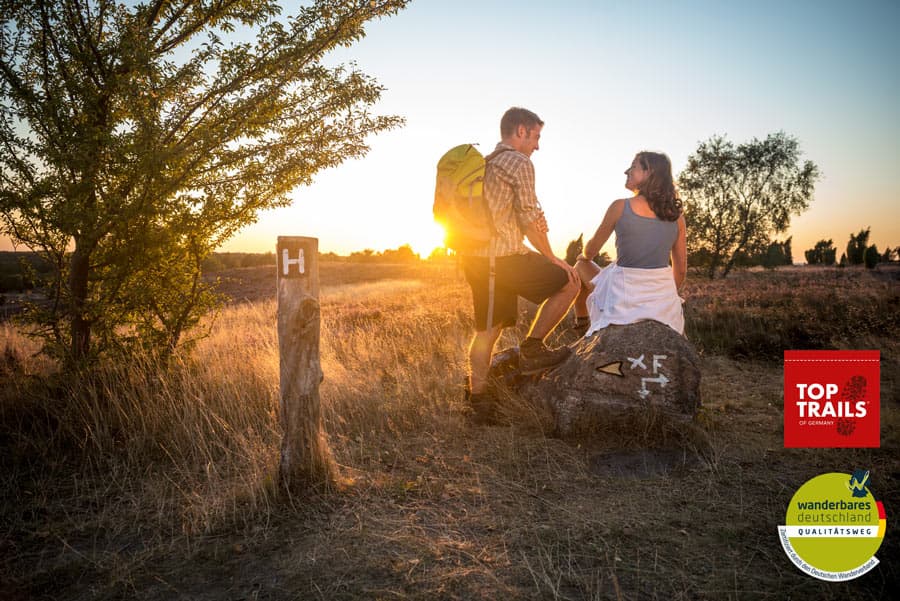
[779,471,886,581]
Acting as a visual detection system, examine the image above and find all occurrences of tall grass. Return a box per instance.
[2,265,897,535]
[2,272,478,535]
[685,267,899,358]
[2,264,898,599]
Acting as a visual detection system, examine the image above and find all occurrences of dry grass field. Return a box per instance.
[1,262,898,600]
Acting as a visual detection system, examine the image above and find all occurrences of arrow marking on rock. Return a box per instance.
[637,373,670,398]
[596,361,624,377]
[642,374,670,388]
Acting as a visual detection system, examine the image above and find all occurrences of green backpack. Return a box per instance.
[433,144,511,329]
[433,144,508,253]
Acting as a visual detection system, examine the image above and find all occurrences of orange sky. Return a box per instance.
[3,1,899,261]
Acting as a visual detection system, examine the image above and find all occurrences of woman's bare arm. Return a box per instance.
[582,199,625,259]
[672,213,687,288]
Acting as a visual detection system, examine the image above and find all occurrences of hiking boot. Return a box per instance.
[464,387,499,426]
[519,337,572,375]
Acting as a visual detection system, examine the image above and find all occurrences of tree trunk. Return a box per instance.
[68,243,92,364]
[722,239,747,278]
[721,257,734,278]
[276,236,334,493]
[707,251,720,279]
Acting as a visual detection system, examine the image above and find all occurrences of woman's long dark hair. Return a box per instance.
[636,151,682,222]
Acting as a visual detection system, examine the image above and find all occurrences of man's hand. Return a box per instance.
[521,213,576,286]
[552,256,579,287]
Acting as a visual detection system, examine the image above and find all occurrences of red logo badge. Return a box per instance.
[784,351,880,448]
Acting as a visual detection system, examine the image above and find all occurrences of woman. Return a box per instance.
[572,151,686,336]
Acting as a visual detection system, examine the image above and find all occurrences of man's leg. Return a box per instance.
[526,275,579,340]
[461,254,514,394]
[519,279,578,374]
[468,324,503,394]
[503,254,579,374]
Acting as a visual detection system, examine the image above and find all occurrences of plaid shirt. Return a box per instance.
[465,143,543,258]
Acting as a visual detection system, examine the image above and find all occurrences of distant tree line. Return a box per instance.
[200,245,425,272]
[5,245,439,287]
[700,237,794,269]
[804,227,897,268]
[681,238,792,270]
[346,244,420,263]
[201,253,277,273]
[564,226,896,274]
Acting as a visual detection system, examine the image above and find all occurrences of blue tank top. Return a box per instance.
[614,199,678,268]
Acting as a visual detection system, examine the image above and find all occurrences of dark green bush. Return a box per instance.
[864,244,880,269]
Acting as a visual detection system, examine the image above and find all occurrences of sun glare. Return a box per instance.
[407,221,448,258]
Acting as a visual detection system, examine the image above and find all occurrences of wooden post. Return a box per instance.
[276,236,334,492]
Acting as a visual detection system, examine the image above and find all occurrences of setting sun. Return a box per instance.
[407,220,448,258]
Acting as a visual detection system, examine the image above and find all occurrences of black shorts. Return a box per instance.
[462,252,569,331]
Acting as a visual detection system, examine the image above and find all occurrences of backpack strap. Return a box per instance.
[486,251,496,331]
[483,146,515,164]
[480,147,514,331]
[478,147,516,238]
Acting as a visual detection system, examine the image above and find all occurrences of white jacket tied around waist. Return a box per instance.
[585,262,684,337]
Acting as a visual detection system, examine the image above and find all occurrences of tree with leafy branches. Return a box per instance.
[846,228,871,265]
[1,0,409,367]
[678,132,819,278]
[804,239,837,265]
[564,234,584,266]
[864,244,880,269]
[761,237,792,268]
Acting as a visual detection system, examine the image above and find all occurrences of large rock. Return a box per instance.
[490,320,701,437]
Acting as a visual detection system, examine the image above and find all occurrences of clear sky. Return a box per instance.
[6,0,900,260]
[227,0,900,260]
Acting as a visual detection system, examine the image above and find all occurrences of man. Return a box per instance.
[462,107,579,424]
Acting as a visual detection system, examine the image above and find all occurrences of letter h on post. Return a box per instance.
[281,247,305,277]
